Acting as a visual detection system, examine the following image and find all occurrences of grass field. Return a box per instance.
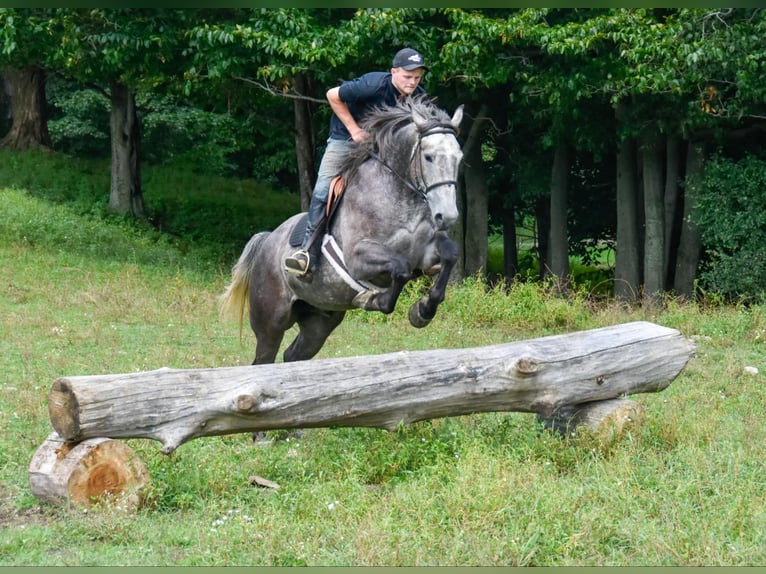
[0,152,764,566]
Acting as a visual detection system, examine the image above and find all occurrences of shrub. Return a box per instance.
[696,154,766,303]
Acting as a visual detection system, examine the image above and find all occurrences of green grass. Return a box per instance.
[1,151,765,565]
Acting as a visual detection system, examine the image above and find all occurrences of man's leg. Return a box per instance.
[285,139,350,276]
[284,195,327,275]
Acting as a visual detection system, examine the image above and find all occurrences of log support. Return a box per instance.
[28,433,150,510]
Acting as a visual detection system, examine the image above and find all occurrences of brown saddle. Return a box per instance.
[326,175,346,217]
[289,175,347,248]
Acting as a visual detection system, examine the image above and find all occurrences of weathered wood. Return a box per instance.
[28,432,150,510]
[47,321,695,454]
[539,398,646,441]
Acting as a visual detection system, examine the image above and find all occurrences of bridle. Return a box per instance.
[370,123,460,202]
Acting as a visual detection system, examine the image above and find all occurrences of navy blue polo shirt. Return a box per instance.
[328,71,427,141]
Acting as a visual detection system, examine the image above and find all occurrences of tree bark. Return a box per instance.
[503,205,518,281]
[535,195,550,280]
[641,130,666,306]
[548,142,571,291]
[452,163,467,281]
[614,104,641,301]
[0,66,51,150]
[29,433,150,510]
[109,82,145,217]
[673,140,705,299]
[461,103,489,278]
[663,136,681,286]
[47,321,695,455]
[293,72,316,212]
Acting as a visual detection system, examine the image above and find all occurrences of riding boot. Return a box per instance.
[285,199,327,277]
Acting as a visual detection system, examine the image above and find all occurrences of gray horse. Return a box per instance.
[220,96,464,364]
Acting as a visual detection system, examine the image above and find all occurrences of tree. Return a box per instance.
[186,8,361,209]
[0,9,54,149]
[614,103,641,301]
[52,9,194,217]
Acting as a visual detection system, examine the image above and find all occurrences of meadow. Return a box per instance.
[0,150,764,566]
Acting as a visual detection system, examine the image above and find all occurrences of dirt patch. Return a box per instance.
[0,485,55,528]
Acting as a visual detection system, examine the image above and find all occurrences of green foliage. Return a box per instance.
[46,78,110,158]
[143,164,299,257]
[0,149,299,267]
[141,99,246,176]
[696,154,766,303]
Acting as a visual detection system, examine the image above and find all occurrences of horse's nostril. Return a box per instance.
[434,213,445,229]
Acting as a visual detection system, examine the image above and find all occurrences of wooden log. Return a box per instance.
[28,432,150,510]
[538,398,646,441]
[47,321,695,454]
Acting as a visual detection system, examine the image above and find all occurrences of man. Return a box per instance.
[284,47,429,277]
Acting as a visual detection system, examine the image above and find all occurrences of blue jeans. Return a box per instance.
[311,138,352,204]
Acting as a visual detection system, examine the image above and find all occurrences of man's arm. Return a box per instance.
[327,86,368,142]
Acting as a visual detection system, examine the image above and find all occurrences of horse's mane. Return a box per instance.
[339,95,453,177]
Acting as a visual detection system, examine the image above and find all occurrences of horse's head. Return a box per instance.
[412,104,464,231]
[351,97,465,232]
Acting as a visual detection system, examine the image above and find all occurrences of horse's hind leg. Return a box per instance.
[409,233,459,328]
[283,306,346,362]
[250,297,294,364]
[252,325,286,365]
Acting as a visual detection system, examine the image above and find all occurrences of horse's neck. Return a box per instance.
[333,159,428,244]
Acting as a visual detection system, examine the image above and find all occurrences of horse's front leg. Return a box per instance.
[346,239,411,314]
[409,232,459,328]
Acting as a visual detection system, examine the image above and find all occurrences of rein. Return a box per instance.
[369,124,458,202]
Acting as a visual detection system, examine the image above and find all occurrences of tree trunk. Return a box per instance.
[461,104,489,278]
[451,164,467,282]
[673,140,705,299]
[293,72,316,212]
[548,142,571,292]
[614,105,641,301]
[535,195,550,279]
[663,136,681,286]
[29,433,150,510]
[109,82,144,217]
[0,66,51,150]
[47,321,695,455]
[641,131,665,307]
[503,205,518,281]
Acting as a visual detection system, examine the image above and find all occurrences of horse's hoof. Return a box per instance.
[352,289,376,310]
[423,264,442,276]
[408,300,433,328]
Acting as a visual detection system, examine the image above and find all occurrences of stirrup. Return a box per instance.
[285,249,310,276]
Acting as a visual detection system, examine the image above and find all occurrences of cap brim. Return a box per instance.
[401,64,429,71]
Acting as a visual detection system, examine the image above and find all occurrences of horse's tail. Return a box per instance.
[219,232,270,334]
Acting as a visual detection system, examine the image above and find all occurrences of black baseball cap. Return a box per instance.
[392,48,428,71]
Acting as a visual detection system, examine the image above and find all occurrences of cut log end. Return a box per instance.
[29,433,151,511]
[48,378,80,440]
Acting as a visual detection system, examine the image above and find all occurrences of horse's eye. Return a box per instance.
[424,155,434,163]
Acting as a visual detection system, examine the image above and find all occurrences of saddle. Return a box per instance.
[289,175,347,247]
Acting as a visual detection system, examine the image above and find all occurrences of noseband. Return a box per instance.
[370,124,459,202]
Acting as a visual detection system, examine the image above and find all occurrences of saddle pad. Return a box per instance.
[289,214,309,247]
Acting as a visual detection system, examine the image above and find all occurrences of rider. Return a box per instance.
[284,47,429,277]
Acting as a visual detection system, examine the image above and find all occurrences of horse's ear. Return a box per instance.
[451,105,464,132]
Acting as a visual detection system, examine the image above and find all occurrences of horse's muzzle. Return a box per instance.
[433,211,457,231]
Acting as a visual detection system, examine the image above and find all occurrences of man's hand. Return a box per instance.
[351,129,369,143]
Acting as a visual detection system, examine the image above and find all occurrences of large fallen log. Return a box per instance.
[47,321,695,455]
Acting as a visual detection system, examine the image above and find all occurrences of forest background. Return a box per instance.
[1,7,765,303]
